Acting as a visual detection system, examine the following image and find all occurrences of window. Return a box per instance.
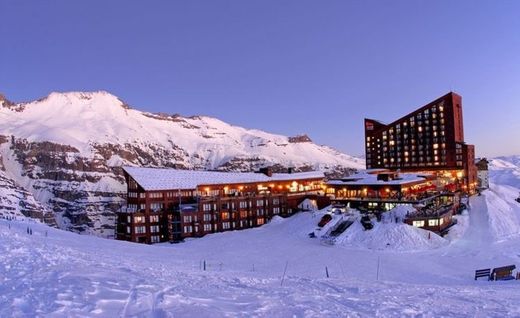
[204,224,212,231]
[273,207,280,214]
[257,209,264,216]
[183,215,192,223]
[128,192,138,198]
[151,236,160,243]
[150,203,163,211]
[149,215,159,223]
[256,200,264,206]
[126,226,131,233]
[129,179,138,190]
[221,212,230,220]
[222,222,231,230]
[240,211,248,218]
[203,204,212,211]
[139,193,146,199]
[150,225,160,233]
[134,216,145,223]
[257,218,265,225]
[127,216,131,223]
[428,219,439,226]
[149,192,163,199]
[273,198,280,205]
[412,220,425,227]
[183,226,193,233]
[135,226,146,234]
[203,214,211,222]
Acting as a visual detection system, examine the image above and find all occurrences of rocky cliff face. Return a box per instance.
[0,91,365,237]
[0,135,54,222]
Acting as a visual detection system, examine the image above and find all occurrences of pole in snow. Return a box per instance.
[376,256,381,281]
[280,261,289,286]
[325,266,330,278]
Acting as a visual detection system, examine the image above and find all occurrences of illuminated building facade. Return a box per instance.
[364,92,477,192]
[116,167,326,244]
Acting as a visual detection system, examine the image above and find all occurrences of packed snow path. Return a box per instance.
[2,187,520,316]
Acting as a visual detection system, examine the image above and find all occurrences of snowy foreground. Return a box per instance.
[2,185,520,317]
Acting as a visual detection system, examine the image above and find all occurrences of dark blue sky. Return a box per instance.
[1,1,519,157]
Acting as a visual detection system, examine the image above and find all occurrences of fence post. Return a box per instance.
[203,260,206,271]
[325,266,329,278]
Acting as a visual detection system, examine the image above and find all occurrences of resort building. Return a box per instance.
[116,167,327,244]
[364,92,478,193]
[325,169,460,234]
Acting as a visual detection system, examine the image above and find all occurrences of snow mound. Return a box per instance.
[266,215,285,225]
[339,220,448,251]
[312,205,447,251]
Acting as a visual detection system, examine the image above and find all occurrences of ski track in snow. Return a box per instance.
[2,186,520,316]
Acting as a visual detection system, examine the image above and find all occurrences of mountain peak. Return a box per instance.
[45,90,119,102]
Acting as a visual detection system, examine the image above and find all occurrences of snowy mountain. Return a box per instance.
[0,91,364,236]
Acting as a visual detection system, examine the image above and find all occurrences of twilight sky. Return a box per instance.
[1,1,519,157]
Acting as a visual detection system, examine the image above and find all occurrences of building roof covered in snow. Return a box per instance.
[123,166,325,191]
[327,171,431,187]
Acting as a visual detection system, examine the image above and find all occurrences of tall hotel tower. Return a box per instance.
[364,92,477,192]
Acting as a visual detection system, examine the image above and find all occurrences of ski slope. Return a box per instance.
[2,175,520,316]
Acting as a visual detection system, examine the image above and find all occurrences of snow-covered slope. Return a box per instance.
[489,155,520,188]
[2,180,520,316]
[0,91,363,236]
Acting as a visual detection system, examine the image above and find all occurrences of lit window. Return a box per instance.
[412,220,425,227]
[428,219,439,226]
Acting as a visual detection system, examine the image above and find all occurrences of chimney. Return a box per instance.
[258,167,273,177]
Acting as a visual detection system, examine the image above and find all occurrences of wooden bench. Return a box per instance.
[475,268,491,280]
[491,265,516,281]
